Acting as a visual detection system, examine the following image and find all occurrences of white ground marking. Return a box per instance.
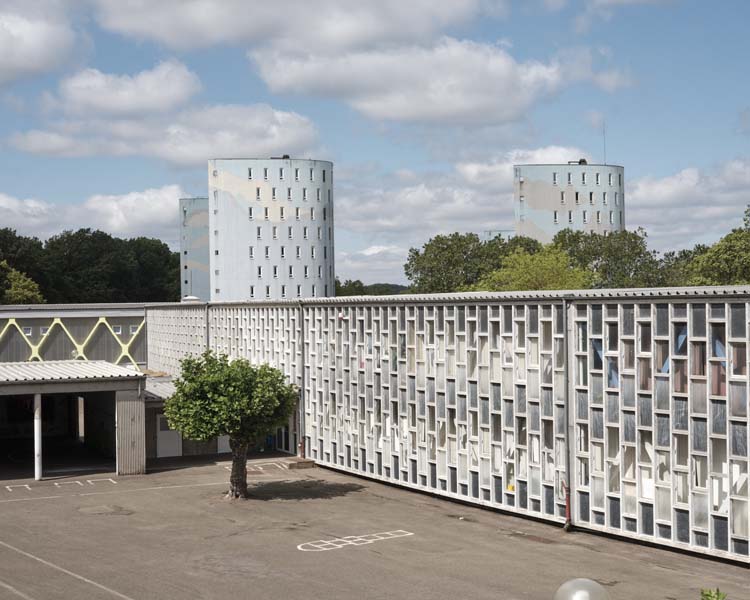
[4,485,31,492]
[297,530,414,551]
[224,461,291,472]
[0,578,36,600]
[86,478,117,485]
[53,481,84,488]
[0,540,135,600]
[0,479,288,504]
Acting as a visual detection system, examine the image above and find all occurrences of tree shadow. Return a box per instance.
[246,479,365,501]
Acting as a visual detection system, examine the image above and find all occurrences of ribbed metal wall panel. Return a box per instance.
[116,388,146,476]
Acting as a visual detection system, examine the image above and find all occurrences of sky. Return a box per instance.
[1,0,749,284]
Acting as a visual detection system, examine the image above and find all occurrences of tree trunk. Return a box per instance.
[227,438,248,499]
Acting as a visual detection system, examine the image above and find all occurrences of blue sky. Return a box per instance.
[1,0,749,283]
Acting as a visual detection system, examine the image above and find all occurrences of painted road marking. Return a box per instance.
[0,577,36,600]
[0,539,135,600]
[0,479,288,505]
[223,461,290,472]
[4,485,31,492]
[86,478,117,486]
[53,481,84,488]
[297,530,414,551]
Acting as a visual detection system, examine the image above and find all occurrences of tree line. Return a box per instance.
[404,207,750,293]
[0,228,180,304]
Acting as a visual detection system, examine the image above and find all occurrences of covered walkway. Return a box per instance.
[0,361,145,480]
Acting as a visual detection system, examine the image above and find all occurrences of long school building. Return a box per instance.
[2,287,750,563]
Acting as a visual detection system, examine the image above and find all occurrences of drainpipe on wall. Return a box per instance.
[296,301,306,458]
[562,296,573,532]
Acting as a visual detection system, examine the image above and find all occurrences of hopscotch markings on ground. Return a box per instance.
[4,485,31,492]
[54,481,84,488]
[86,479,117,486]
[224,461,290,473]
[298,530,414,552]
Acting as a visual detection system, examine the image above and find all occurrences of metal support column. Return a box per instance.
[34,393,42,480]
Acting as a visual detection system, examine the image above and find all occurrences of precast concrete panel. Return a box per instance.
[145,304,207,375]
[142,288,750,563]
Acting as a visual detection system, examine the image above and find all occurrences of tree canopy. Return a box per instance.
[0,228,179,303]
[551,228,662,289]
[165,351,298,498]
[335,278,408,296]
[469,247,593,292]
[0,261,45,304]
[404,233,541,293]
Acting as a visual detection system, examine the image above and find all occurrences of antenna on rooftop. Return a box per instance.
[602,118,607,165]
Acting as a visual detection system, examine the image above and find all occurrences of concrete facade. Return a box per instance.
[514,161,625,243]
[179,196,210,301]
[207,158,335,302]
[146,287,750,564]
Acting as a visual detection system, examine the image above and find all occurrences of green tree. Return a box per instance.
[470,247,593,291]
[700,588,728,600]
[165,351,298,498]
[659,245,709,287]
[0,261,45,304]
[0,229,47,295]
[553,228,662,288]
[687,227,750,285]
[129,237,180,302]
[404,233,541,293]
[335,278,367,296]
[42,229,138,303]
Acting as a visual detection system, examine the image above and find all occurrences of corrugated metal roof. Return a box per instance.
[0,360,145,384]
[146,285,750,309]
[145,377,175,400]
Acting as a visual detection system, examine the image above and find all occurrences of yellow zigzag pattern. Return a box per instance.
[0,317,145,368]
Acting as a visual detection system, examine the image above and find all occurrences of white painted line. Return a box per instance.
[4,485,31,492]
[0,479,283,504]
[53,481,84,488]
[86,478,117,485]
[0,495,64,504]
[297,530,414,551]
[0,578,36,600]
[0,539,135,600]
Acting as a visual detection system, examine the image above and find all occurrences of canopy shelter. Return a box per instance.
[0,360,145,480]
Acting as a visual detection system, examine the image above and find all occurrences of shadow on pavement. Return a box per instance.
[247,479,365,501]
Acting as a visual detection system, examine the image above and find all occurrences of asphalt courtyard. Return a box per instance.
[0,458,747,600]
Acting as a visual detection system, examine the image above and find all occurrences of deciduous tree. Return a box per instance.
[470,247,593,291]
[165,352,298,499]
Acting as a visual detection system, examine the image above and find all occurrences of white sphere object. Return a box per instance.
[553,579,610,600]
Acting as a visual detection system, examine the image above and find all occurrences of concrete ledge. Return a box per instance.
[287,459,316,470]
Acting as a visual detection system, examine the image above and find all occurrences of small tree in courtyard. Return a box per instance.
[165,351,298,499]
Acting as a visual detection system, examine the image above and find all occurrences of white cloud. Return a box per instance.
[457,145,589,191]
[50,60,201,115]
[337,245,410,284]
[335,148,589,281]
[92,0,507,51]
[0,185,184,246]
[252,40,628,125]
[627,158,750,251]
[10,103,319,166]
[0,2,76,85]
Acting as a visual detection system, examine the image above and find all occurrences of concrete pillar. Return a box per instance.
[34,393,42,480]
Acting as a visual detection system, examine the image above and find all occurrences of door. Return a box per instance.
[156,414,182,458]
